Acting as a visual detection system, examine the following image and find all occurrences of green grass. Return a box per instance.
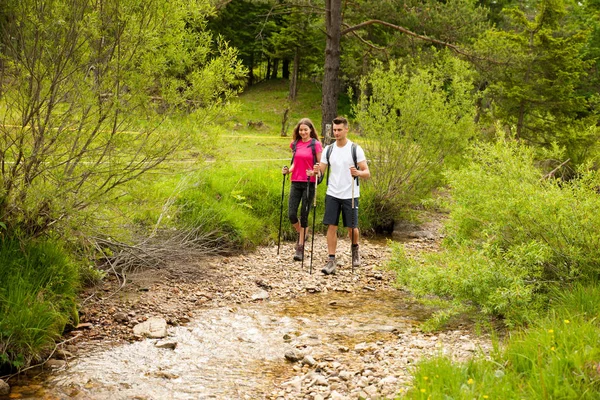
[0,238,79,370]
[223,79,323,136]
[403,284,600,399]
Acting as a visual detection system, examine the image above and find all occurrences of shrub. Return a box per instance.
[0,238,79,370]
[354,53,477,229]
[391,137,600,327]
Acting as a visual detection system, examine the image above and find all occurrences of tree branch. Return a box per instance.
[341,19,498,63]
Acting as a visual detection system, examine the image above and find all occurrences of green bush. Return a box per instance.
[0,238,79,370]
[403,284,600,399]
[354,53,477,229]
[391,137,600,326]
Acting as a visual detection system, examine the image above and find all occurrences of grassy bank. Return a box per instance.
[403,284,600,399]
[0,238,79,371]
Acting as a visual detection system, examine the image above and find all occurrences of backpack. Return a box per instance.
[325,143,359,186]
[291,138,324,184]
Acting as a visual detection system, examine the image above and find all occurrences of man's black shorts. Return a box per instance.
[323,195,359,228]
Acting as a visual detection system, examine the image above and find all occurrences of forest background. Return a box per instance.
[1,0,600,397]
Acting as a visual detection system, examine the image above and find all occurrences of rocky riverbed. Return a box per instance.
[2,219,492,400]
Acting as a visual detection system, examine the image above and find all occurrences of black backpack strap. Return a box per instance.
[324,143,359,186]
[309,138,318,165]
[290,140,299,165]
[352,143,359,186]
[325,144,334,185]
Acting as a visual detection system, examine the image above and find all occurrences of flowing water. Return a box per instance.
[4,290,432,400]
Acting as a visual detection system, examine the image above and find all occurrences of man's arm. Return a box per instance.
[355,160,370,179]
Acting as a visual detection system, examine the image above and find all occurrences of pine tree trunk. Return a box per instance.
[271,59,279,79]
[321,0,342,139]
[289,49,300,100]
[282,59,290,79]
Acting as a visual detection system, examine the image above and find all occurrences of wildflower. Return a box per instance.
[421,388,426,393]
[564,319,570,324]
[551,346,555,351]
[483,396,489,399]
[423,376,429,380]
[468,378,474,384]
[548,329,554,333]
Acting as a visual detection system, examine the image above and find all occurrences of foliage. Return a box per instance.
[403,284,600,399]
[354,53,478,230]
[0,238,79,370]
[473,0,600,164]
[175,163,321,249]
[390,137,600,327]
[0,0,246,238]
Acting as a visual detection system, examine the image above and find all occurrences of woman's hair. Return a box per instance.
[292,118,319,141]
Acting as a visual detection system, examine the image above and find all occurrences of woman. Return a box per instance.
[282,118,322,261]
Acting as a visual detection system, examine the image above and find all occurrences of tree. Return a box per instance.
[321,0,342,138]
[320,0,489,135]
[207,0,272,85]
[0,0,246,237]
[473,0,599,162]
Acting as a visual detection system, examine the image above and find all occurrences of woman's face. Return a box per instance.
[299,124,311,140]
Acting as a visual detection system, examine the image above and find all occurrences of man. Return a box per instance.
[313,116,370,275]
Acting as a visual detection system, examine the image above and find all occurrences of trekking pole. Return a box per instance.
[301,175,310,271]
[309,169,318,274]
[277,166,287,255]
[351,173,356,274]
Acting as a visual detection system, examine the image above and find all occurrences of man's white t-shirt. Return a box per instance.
[322,140,366,200]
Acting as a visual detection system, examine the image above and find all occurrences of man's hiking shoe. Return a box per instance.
[293,244,304,261]
[321,258,336,275]
[352,245,361,268]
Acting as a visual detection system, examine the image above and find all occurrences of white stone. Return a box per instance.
[251,290,270,301]
[133,317,168,338]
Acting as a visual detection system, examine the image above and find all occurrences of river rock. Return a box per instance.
[113,312,129,323]
[364,384,378,397]
[462,342,477,352]
[251,290,269,301]
[379,375,398,385]
[285,349,303,363]
[45,359,66,369]
[339,370,352,381]
[133,317,168,338]
[302,355,316,366]
[329,391,345,400]
[155,340,178,350]
[0,379,9,396]
[407,230,436,240]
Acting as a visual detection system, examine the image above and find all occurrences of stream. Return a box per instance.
[5,290,444,400]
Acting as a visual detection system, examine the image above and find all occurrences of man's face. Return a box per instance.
[332,123,348,140]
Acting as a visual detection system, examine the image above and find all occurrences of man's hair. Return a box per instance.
[332,116,348,128]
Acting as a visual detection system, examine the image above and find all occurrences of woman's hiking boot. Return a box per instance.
[351,245,361,268]
[321,257,336,275]
[293,244,304,261]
